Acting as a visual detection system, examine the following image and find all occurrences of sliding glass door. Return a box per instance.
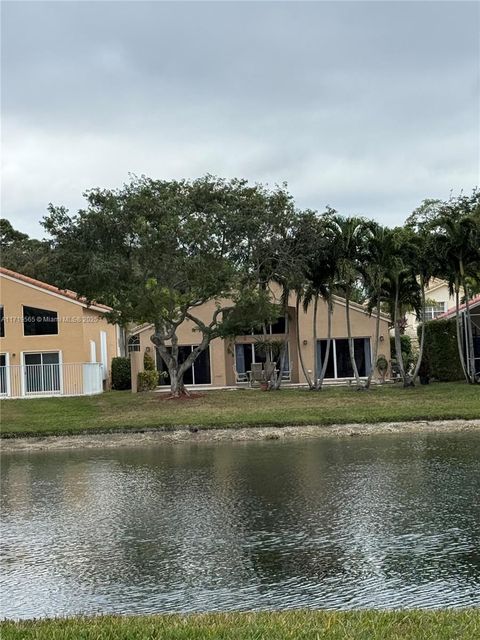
[316,338,371,379]
[24,352,61,394]
[235,343,290,378]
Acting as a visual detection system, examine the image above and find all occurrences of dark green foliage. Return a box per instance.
[137,370,159,392]
[143,351,156,371]
[0,218,55,282]
[111,357,131,390]
[420,320,464,381]
[390,334,413,370]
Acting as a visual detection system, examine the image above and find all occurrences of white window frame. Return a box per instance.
[422,302,446,322]
[22,304,60,337]
[21,350,63,396]
[0,352,10,397]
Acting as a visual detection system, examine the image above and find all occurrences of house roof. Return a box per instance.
[438,294,480,319]
[0,266,112,312]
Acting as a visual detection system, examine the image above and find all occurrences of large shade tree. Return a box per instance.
[44,175,297,396]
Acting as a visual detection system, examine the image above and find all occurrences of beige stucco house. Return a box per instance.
[404,278,459,344]
[0,267,120,398]
[131,287,391,388]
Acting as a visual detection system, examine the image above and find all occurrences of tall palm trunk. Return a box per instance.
[317,298,333,390]
[272,310,289,390]
[393,281,408,386]
[454,285,470,383]
[295,295,314,389]
[345,294,361,387]
[312,294,319,384]
[412,279,426,385]
[460,261,476,383]
[365,293,381,390]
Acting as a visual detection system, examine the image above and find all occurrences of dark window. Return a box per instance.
[317,338,371,378]
[128,335,141,352]
[270,316,287,334]
[156,345,211,385]
[0,306,4,338]
[23,306,58,336]
[317,340,335,379]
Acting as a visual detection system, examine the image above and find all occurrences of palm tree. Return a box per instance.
[380,227,421,387]
[324,214,371,388]
[362,224,395,389]
[409,229,437,384]
[432,198,480,384]
[291,212,339,390]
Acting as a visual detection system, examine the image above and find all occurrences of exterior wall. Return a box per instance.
[136,290,391,386]
[0,273,118,383]
[294,295,390,382]
[404,279,457,342]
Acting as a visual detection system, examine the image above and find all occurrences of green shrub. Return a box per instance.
[419,319,463,381]
[144,351,156,371]
[137,370,159,391]
[111,357,131,390]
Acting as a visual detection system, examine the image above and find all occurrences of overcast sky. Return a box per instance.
[2,1,479,238]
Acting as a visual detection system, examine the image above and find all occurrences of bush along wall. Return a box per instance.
[111,357,131,390]
[419,319,464,381]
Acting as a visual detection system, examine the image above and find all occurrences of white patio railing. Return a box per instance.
[0,363,103,399]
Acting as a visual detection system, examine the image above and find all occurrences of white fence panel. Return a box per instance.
[83,363,103,395]
[0,363,104,399]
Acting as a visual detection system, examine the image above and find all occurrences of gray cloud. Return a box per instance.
[2,1,479,237]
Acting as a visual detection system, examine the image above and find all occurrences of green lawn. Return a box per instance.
[1,611,479,640]
[1,381,479,438]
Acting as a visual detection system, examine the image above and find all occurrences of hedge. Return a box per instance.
[419,319,464,381]
[111,357,131,390]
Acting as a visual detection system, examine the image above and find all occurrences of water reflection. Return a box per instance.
[1,433,480,618]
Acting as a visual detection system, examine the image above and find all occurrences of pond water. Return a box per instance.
[1,432,480,619]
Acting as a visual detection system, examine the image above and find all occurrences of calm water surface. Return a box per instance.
[1,432,480,618]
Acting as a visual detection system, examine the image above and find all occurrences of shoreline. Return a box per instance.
[1,418,479,453]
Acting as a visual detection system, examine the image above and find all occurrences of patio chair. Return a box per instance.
[233,366,249,384]
[248,363,264,387]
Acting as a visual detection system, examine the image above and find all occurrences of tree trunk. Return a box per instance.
[296,295,314,389]
[312,294,319,386]
[393,282,408,386]
[460,263,477,384]
[272,330,289,391]
[152,327,211,397]
[168,367,188,397]
[454,285,470,383]
[411,281,426,385]
[317,298,333,390]
[345,295,361,387]
[365,294,381,390]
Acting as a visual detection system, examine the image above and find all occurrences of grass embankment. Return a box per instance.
[2,611,479,640]
[1,382,479,439]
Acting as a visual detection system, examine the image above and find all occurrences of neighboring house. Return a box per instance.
[131,287,391,388]
[437,294,480,378]
[404,278,460,343]
[0,267,121,398]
